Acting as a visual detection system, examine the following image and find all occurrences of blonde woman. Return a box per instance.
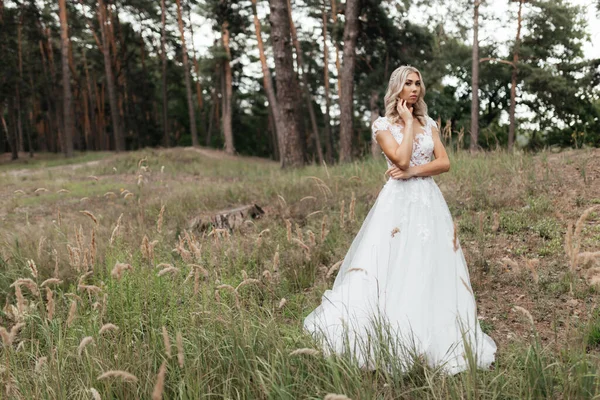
[303,66,496,375]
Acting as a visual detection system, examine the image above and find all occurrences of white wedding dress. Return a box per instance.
[303,115,497,375]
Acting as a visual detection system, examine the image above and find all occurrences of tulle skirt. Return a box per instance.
[303,176,497,375]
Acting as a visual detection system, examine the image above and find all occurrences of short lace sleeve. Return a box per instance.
[427,116,439,132]
[371,116,389,140]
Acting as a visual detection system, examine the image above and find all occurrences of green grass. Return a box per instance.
[1,148,600,398]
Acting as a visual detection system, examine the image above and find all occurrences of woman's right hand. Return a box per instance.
[396,99,414,125]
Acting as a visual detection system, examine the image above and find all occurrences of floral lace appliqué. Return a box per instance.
[371,116,436,169]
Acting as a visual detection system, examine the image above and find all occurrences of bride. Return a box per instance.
[303,65,497,375]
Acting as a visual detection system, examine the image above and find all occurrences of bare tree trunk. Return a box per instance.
[251,0,284,163]
[338,0,360,162]
[6,99,18,160]
[268,0,305,167]
[470,0,480,151]
[221,21,235,154]
[59,0,74,157]
[82,48,97,150]
[16,19,24,153]
[287,0,324,165]
[508,0,523,151]
[370,90,381,158]
[98,0,125,151]
[161,0,169,147]
[330,0,342,97]
[175,0,199,147]
[187,6,204,112]
[321,4,334,163]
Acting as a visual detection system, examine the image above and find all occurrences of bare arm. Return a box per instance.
[386,119,451,179]
[373,99,415,170]
[374,120,415,171]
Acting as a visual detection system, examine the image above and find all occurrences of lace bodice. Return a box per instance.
[371,115,437,168]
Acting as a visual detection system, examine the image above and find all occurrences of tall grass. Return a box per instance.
[0,148,599,398]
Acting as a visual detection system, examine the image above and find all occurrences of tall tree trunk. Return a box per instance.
[175,0,199,147]
[321,4,334,163]
[470,0,480,151]
[330,0,342,97]
[16,19,24,153]
[508,0,523,151]
[59,0,74,157]
[252,0,284,164]
[287,0,324,165]
[97,0,125,151]
[6,99,18,160]
[338,0,360,162]
[370,90,381,158]
[160,0,169,147]
[268,0,305,167]
[82,48,97,150]
[187,6,204,112]
[221,21,235,154]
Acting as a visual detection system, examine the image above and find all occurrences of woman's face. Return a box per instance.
[398,72,422,106]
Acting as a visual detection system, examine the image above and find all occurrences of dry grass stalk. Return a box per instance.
[162,326,172,358]
[321,215,328,242]
[278,298,287,309]
[157,266,180,277]
[460,277,473,295]
[35,357,47,373]
[324,395,352,400]
[348,268,366,273]
[12,278,40,297]
[141,235,152,261]
[0,327,10,346]
[37,236,46,261]
[14,189,26,195]
[111,262,133,280]
[339,200,345,226]
[216,285,241,308]
[390,227,400,238]
[79,210,98,225]
[152,361,167,400]
[285,219,292,242]
[292,238,310,252]
[307,230,316,247]
[41,278,62,287]
[176,331,184,367]
[104,191,117,199]
[327,260,343,279]
[273,247,280,272]
[156,263,174,269]
[90,229,96,268]
[236,278,261,292]
[35,187,49,193]
[90,388,101,400]
[99,323,119,334]
[289,348,320,356]
[306,210,323,218]
[157,205,166,233]
[349,192,356,222]
[452,221,459,252]
[110,213,124,246]
[513,305,535,326]
[262,270,272,281]
[15,284,26,313]
[45,287,55,321]
[300,196,317,202]
[478,212,485,234]
[295,222,303,242]
[67,300,77,327]
[97,370,138,383]
[78,284,102,295]
[578,251,600,268]
[78,336,94,356]
[88,175,99,181]
[8,323,25,345]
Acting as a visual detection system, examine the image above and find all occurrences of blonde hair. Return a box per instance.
[384,65,428,127]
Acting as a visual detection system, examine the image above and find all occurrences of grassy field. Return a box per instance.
[0,146,599,399]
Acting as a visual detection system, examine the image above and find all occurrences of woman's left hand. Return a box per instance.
[385,165,414,180]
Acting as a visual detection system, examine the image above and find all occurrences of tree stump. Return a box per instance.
[189,204,265,232]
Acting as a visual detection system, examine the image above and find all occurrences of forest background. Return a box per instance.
[0,0,599,166]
